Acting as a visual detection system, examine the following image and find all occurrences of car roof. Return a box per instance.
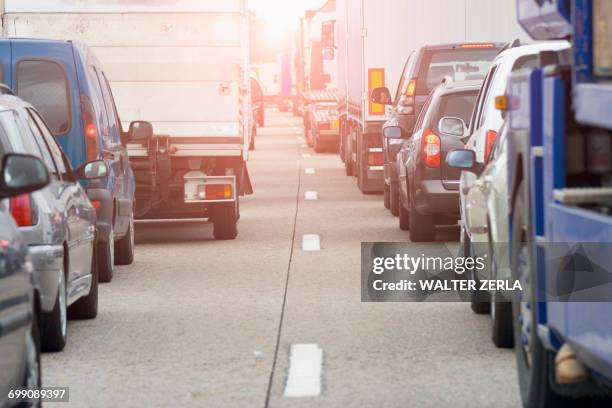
[494,41,570,62]
[0,94,34,112]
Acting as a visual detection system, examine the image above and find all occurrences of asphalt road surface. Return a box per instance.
[42,110,521,407]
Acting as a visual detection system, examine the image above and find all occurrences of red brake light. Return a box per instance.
[405,79,417,97]
[318,122,330,130]
[485,129,498,162]
[368,151,384,166]
[421,129,441,168]
[81,94,99,162]
[90,200,101,210]
[9,194,35,227]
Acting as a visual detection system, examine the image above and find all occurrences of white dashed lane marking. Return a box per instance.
[304,168,315,175]
[302,234,321,251]
[305,191,318,200]
[283,343,323,397]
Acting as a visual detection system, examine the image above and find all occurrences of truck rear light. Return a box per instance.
[318,122,331,130]
[485,129,498,162]
[198,184,233,200]
[421,129,441,168]
[404,79,417,97]
[81,94,99,162]
[9,194,35,227]
[368,151,384,166]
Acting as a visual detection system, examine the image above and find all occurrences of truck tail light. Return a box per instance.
[404,79,417,97]
[368,68,385,116]
[485,129,498,162]
[318,122,330,130]
[199,184,233,200]
[81,94,99,162]
[368,150,384,166]
[421,129,441,168]
[9,194,35,227]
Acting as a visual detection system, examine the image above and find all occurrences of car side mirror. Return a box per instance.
[127,121,154,143]
[439,117,467,137]
[0,153,50,199]
[76,160,108,180]
[383,126,404,139]
[370,87,392,105]
[446,149,477,172]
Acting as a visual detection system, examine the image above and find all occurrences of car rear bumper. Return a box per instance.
[414,180,460,216]
[28,244,63,312]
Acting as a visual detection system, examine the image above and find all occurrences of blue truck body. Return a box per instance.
[509,0,612,401]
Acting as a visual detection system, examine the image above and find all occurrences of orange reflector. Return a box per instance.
[460,43,495,49]
[495,95,508,111]
[368,68,385,116]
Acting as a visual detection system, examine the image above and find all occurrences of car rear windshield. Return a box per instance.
[418,48,499,94]
[16,60,71,136]
[426,91,478,133]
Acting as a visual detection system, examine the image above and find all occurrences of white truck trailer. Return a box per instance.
[2,0,254,239]
[336,0,529,193]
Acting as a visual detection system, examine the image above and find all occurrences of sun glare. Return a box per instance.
[250,0,327,33]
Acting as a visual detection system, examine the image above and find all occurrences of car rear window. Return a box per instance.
[16,60,71,136]
[426,91,478,133]
[418,48,499,94]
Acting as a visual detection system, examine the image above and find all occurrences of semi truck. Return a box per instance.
[507,0,612,405]
[335,0,528,193]
[2,0,254,240]
[299,0,339,152]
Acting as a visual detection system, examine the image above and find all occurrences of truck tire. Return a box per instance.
[512,181,564,407]
[383,183,391,209]
[390,180,399,216]
[345,132,355,176]
[68,244,98,320]
[41,257,67,352]
[213,201,238,240]
[115,213,134,266]
[408,193,435,242]
[98,226,114,283]
[249,126,256,151]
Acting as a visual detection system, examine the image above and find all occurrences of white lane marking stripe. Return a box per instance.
[305,191,318,200]
[302,234,320,251]
[301,144,308,148]
[284,344,323,397]
[305,168,315,175]
[302,153,311,158]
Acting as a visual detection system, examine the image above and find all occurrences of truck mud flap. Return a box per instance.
[240,163,254,196]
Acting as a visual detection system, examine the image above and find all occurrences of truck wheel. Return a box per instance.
[41,257,67,352]
[98,225,114,283]
[383,183,391,209]
[390,180,399,216]
[345,137,354,176]
[115,213,134,266]
[398,193,410,231]
[512,181,563,407]
[249,127,256,151]
[408,194,435,242]
[68,243,98,319]
[213,201,238,240]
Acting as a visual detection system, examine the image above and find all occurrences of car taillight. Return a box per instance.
[9,194,35,227]
[485,129,498,162]
[90,200,101,210]
[421,129,441,168]
[368,150,384,166]
[404,79,417,97]
[81,94,99,162]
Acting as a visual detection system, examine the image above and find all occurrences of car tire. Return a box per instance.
[213,201,238,240]
[115,213,134,266]
[383,183,391,209]
[464,231,490,314]
[390,180,399,217]
[98,224,114,283]
[19,310,41,408]
[408,193,435,242]
[41,258,67,352]
[68,243,98,320]
[512,181,565,408]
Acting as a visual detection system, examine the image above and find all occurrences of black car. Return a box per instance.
[0,152,50,407]
[389,81,481,241]
[371,43,502,216]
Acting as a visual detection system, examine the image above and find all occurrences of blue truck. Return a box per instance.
[508,0,612,405]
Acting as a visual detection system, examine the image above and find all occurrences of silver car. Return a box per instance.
[0,95,107,351]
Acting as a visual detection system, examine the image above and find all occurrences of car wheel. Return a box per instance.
[19,310,41,408]
[98,225,114,283]
[390,180,399,217]
[68,242,98,319]
[213,201,238,240]
[115,213,134,266]
[512,181,564,407]
[408,192,434,242]
[383,183,391,209]
[41,258,67,352]
[489,239,513,348]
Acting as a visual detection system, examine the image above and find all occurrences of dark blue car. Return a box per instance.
[0,39,138,282]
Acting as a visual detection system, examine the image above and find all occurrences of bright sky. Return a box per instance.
[249,0,327,32]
